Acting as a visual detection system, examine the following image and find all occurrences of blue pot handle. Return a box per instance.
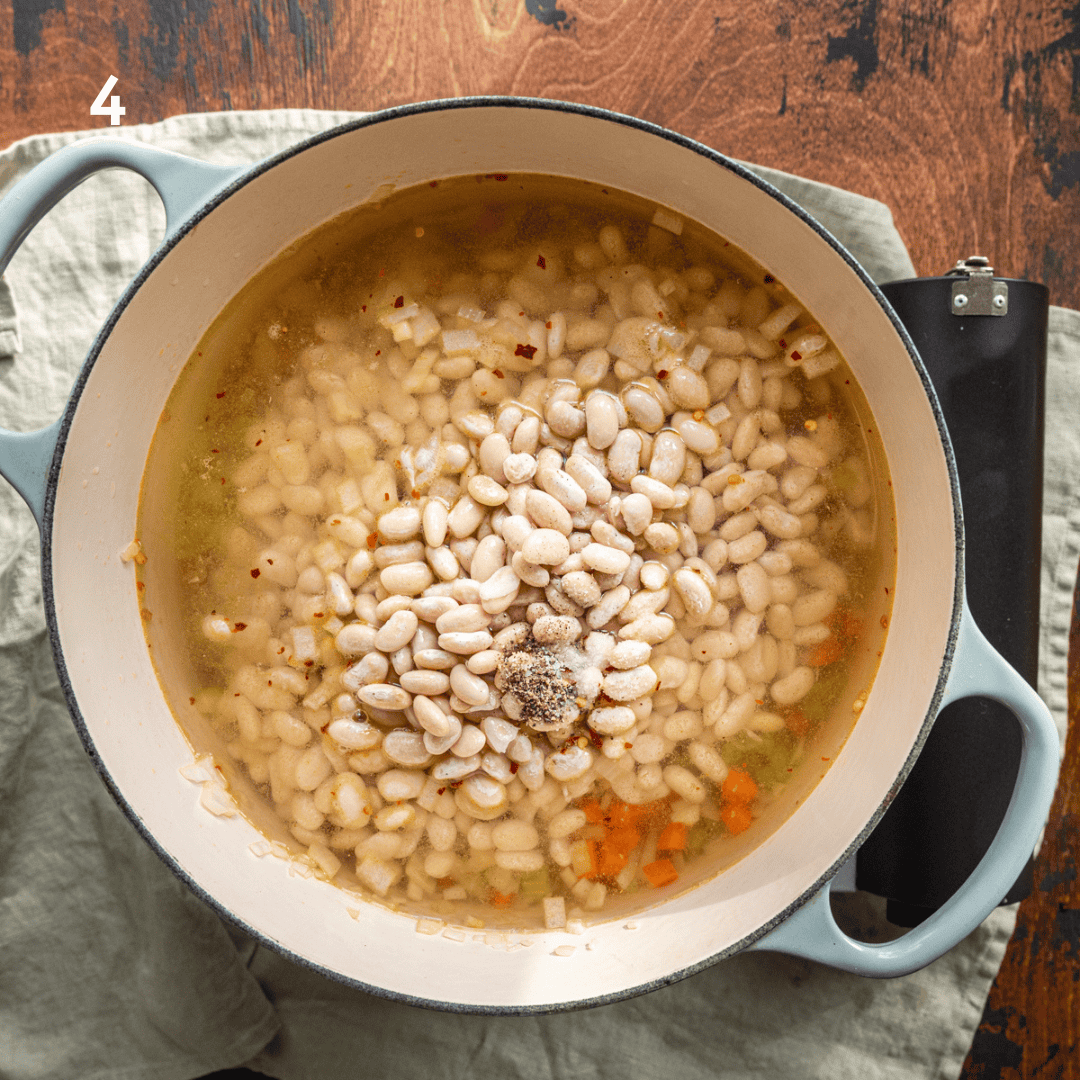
[748,599,1059,976]
[0,139,247,524]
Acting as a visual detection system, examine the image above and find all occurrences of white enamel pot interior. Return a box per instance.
[13,101,973,1009]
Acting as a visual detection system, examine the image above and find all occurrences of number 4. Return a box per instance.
[91,76,125,126]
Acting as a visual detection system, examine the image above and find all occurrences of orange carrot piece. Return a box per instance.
[827,605,863,640]
[489,890,515,908]
[722,769,758,805]
[596,846,629,878]
[657,821,688,852]
[606,799,644,829]
[605,826,641,855]
[806,639,844,667]
[581,798,605,824]
[642,858,679,888]
[786,709,811,737]
[721,803,754,835]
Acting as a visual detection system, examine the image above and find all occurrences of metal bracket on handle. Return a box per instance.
[947,256,1008,316]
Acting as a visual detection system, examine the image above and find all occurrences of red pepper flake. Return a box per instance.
[266,558,274,565]
[254,438,262,446]
[486,173,508,181]
[411,488,420,499]
[880,614,889,629]
[367,533,378,549]
[429,180,439,187]
[250,568,261,579]
[657,369,669,379]
[231,622,247,632]
[514,343,537,359]
[537,254,547,269]
[546,321,552,329]
[313,612,324,619]
[393,295,404,308]
[509,761,520,774]
[493,368,505,379]
[437,787,446,795]
[361,304,367,312]
[189,696,196,705]
[790,350,802,361]
[384,492,390,501]
[136,581,145,592]
[375,349,381,356]
[884,586,890,594]
[211,448,219,454]
[764,274,775,283]
[220,477,225,485]
[624,741,634,750]
[304,659,315,667]
[216,391,226,398]
[779,338,787,348]
[140,609,152,623]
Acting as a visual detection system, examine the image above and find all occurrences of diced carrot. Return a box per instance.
[827,605,863,640]
[605,826,641,855]
[657,821,688,852]
[786,709,811,736]
[606,799,644,829]
[581,798,605,824]
[596,845,629,878]
[608,797,668,829]
[805,639,844,667]
[721,803,754,835]
[489,890,515,908]
[642,858,679,888]
[721,769,758,804]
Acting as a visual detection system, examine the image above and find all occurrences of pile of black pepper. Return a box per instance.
[495,636,582,732]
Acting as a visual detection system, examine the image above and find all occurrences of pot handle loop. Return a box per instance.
[748,599,1059,977]
[0,138,246,524]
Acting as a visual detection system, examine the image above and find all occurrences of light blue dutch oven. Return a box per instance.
[0,99,1060,1011]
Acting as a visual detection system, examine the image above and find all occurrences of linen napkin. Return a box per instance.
[0,109,1074,1080]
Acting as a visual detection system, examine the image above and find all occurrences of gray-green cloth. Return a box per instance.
[0,110,1074,1080]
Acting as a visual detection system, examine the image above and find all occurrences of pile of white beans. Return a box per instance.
[180,194,885,928]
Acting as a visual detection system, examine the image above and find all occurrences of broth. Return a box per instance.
[137,174,896,930]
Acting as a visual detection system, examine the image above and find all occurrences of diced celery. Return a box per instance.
[829,461,860,492]
[797,668,846,725]
[686,817,724,859]
[519,867,551,904]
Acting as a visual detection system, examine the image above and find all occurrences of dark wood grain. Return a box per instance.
[3,1,1079,1075]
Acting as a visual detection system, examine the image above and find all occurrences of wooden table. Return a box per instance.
[2,1,1078,1074]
